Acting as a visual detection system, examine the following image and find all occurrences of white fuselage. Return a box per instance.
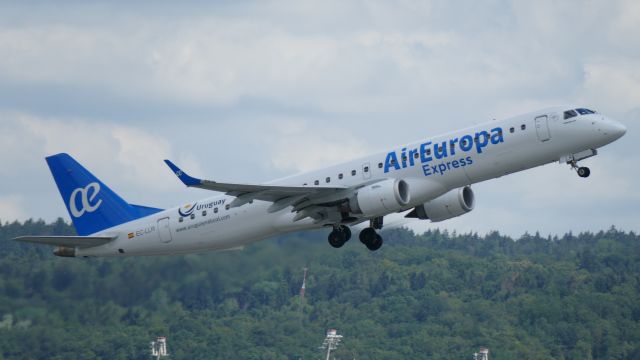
[78,106,626,256]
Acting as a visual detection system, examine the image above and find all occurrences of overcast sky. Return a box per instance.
[0,1,638,237]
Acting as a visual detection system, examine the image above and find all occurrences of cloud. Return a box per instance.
[0,112,205,220]
[0,4,582,114]
[582,59,640,113]
[0,194,26,223]
[0,1,638,237]
[16,114,197,192]
[264,120,371,173]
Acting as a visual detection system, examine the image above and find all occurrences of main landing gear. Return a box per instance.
[569,160,590,178]
[360,216,383,251]
[359,227,383,251]
[328,225,351,248]
[328,217,384,251]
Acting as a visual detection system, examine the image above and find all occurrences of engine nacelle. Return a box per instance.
[53,246,76,257]
[414,186,475,222]
[350,179,411,217]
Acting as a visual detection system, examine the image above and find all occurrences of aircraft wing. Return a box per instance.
[164,160,359,218]
[13,236,115,249]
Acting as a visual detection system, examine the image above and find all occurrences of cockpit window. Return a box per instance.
[576,108,596,115]
[564,110,577,120]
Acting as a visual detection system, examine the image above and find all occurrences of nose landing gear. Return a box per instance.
[577,166,590,178]
[562,150,596,179]
[569,160,591,178]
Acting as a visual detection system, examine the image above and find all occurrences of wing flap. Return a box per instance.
[13,236,114,249]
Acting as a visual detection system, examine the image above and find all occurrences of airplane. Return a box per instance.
[14,106,626,257]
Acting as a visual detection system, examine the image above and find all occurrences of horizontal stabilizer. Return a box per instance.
[13,236,114,249]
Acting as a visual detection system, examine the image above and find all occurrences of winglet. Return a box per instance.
[164,160,202,187]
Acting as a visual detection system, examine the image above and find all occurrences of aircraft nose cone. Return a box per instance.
[599,116,627,142]
[609,121,627,140]
[615,122,627,137]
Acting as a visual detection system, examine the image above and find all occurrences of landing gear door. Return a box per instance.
[157,217,172,243]
[535,115,551,142]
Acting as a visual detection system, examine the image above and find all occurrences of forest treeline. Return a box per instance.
[0,219,638,359]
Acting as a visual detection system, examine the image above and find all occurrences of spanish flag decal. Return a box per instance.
[128,232,134,239]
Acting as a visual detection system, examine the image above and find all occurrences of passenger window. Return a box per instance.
[378,163,383,169]
[338,173,343,179]
[225,204,230,210]
[450,143,455,150]
[326,177,331,183]
[414,152,419,159]
[401,155,407,162]
[521,124,526,130]
[190,214,195,220]
[179,217,184,223]
[564,110,577,119]
[214,208,218,213]
[364,166,369,172]
[390,159,396,166]
[202,210,207,216]
[351,170,356,176]
[314,180,319,185]
[509,127,515,133]
[426,149,432,156]
[303,183,307,186]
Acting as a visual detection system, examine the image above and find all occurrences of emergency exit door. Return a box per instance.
[157,217,172,243]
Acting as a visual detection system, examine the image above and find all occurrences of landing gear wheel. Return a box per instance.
[577,167,590,178]
[359,228,383,251]
[339,225,352,241]
[328,225,351,248]
[366,234,383,251]
[359,227,377,245]
[328,230,346,248]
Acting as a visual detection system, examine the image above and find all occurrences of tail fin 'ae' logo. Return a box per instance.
[69,182,103,218]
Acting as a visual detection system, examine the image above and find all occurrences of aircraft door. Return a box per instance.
[362,162,371,179]
[535,115,551,142]
[157,217,172,243]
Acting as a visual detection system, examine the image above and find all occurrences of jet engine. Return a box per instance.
[53,246,76,257]
[349,179,411,217]
[410,186,475,222]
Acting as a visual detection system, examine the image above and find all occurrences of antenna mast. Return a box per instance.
[319,329,343,360]
[150,336,169,360]
[299,267,308,319]
[300,267,308,300]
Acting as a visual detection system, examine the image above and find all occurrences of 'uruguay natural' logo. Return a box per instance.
[178,203,197,217]
[178,199,226,217]
[69,182,103,218]
[384,127,504,177]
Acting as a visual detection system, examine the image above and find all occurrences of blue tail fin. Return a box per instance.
[46,153,163,236]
